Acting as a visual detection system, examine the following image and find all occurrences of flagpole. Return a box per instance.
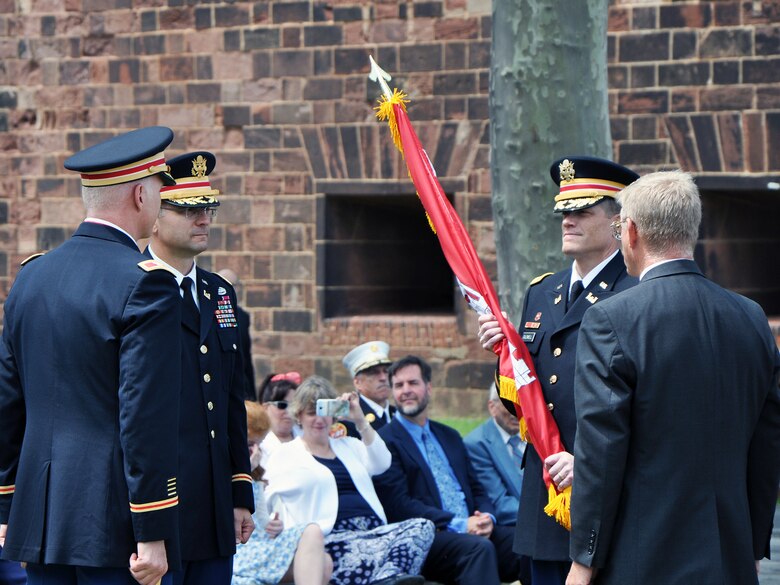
[368,56,393,101]
[369,57,574,530]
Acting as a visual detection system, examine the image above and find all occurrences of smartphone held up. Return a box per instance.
[315,398,349,418]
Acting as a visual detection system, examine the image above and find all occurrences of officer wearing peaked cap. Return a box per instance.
[0,127,182,585]
[343,341,397,431]
[145,151,254,585]
[478,156,639,585]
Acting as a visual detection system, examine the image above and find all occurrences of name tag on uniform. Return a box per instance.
[522,332,536,343]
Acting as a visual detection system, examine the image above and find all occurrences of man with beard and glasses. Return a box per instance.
[373,356,527,585]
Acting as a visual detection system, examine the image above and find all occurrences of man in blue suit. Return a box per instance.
[464,382,525,527]
[465,383,532,584]
[567,171,780,585]
[478,157,639,585]
[374,355,526,585]
[0,127,182,585]
[146,151,254,585]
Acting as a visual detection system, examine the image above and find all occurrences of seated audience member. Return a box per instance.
[465,383,532,583]
[265,376,434,585]
[374,355,529,585]
[258,371,301,466]
[233,401,332,585]
[343,340,396,430]
[464,382,526,526]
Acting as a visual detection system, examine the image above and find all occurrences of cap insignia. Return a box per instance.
[559,159,575,183]
[191,155,208,178]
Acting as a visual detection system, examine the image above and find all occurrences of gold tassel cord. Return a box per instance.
[374,88,409,155]
[544,484,572,531]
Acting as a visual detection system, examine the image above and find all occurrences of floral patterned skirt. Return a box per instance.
[325,515,435,585]
[232,522,306,585]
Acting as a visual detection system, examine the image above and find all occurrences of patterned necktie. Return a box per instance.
[421,429,469,518]
[180,277,200,330]
[567,280,585,311]
[507,434,524,472]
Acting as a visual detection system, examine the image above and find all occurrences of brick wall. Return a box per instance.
[609,0,779,175]
[0,1,777,416]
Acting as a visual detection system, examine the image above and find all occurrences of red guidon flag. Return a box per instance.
[376,87,572,530]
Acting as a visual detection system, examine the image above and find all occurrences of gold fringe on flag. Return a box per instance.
[424,210,437,234]
[498,373,530,442]
[375,89,409,155]
[544,484,572,531]
[519,416,529,444]
[500,372,571,530]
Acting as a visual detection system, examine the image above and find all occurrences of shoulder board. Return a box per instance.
[137,259,174,274]
[529,272,554,286]
[20,252,45,266]
[211,271,233,286]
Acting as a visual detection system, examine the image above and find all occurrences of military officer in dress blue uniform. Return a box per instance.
[478,156,639,585]
[0,127,183,585]
[144,151,254,585]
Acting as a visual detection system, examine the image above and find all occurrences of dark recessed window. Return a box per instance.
[695,179,780,317]
[318,192,455,318]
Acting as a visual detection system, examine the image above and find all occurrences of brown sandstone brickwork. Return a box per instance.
[0,1,777,415]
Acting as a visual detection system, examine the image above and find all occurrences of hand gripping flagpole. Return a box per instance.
[369,56,573,530]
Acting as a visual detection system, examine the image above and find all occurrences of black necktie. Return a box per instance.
[567,280,584,311]
[181,277,200,330]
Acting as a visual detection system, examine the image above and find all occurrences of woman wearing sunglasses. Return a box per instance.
[258,372,302,467]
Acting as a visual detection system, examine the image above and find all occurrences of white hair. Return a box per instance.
[81,176,158,213]
[618,170,701,256]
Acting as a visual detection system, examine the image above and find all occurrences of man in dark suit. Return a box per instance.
[478,157,639,585]
[343,340,397,430]
[464,382,526,527]
[374,355,525,585]
[567,170,780,585]
[0,127,182,585]
[217,268,256,401]
[146,151,254,585]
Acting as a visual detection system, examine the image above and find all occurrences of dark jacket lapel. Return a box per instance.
[557,252,628,331]
[196,268,217,343]
[391,420,442,506]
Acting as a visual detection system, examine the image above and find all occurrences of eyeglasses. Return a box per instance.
[161,205,218,220]
[610,218,627,240]
[266,400,289,410]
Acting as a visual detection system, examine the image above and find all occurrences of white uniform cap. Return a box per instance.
[342,341,392,377]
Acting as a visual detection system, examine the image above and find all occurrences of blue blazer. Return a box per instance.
[374,418,495,530]
[464,419,522,526]
[143,252,254,561]
[0,222,182,567]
